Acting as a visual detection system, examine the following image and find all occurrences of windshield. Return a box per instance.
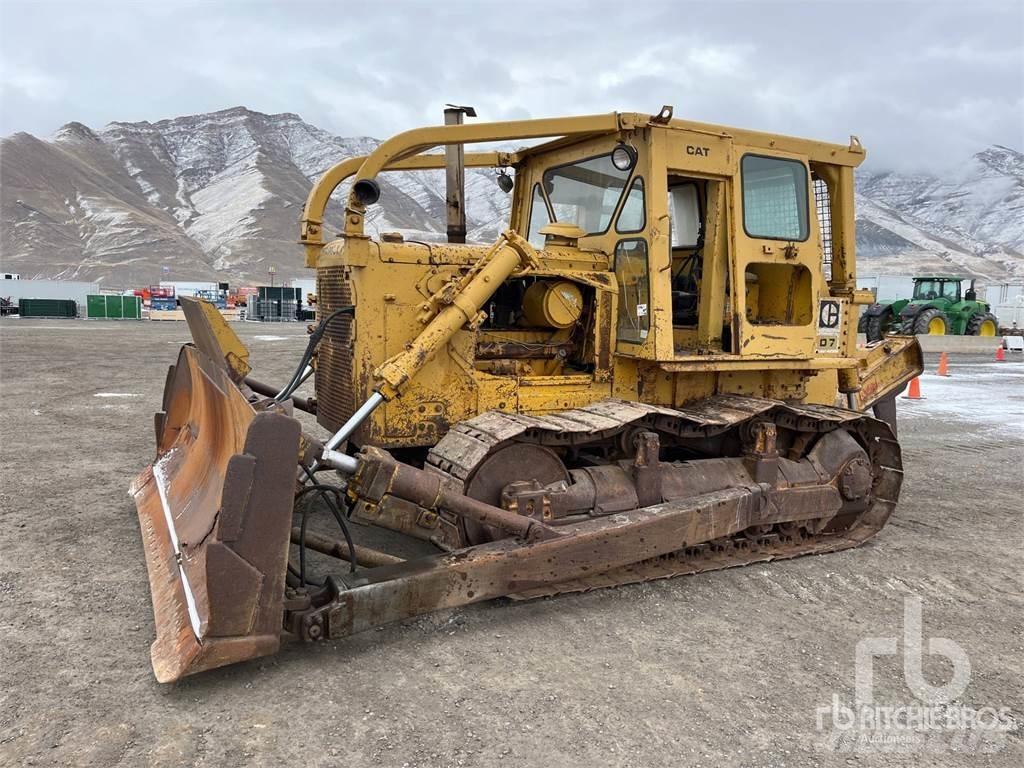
[914,280,959,300]
[528,153,632,240]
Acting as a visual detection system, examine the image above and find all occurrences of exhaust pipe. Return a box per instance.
[444,104,476,244]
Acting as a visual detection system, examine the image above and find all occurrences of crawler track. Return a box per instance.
[426,395,902,598]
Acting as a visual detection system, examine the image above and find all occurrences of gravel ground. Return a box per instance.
[1,319,1021,768]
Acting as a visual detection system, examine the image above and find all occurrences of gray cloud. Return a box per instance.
[1,0,1021,171]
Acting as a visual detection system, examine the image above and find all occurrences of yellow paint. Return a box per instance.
[522,281,583,329]
[301,110,921,447]
[180,296,251,383]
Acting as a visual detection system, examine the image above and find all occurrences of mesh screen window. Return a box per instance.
[814,178,833,281]
[741,155,809,241]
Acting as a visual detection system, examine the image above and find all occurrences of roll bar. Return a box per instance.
[299,152,512,265]
[299,112,628,256]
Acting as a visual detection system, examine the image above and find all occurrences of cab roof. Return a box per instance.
[514,111,867,168]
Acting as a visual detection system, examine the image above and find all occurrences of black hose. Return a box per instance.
[287,562,324,588]
[298,496,313,587]
[294,477,358,576]
[281,307,357,585]
[274,306,354,402]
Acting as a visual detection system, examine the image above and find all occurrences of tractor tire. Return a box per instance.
[912,308,949,336]
[857,313,868,334]
[865,309,893,342]
[966,311,999,337]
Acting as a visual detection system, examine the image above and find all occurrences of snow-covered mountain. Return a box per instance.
[0,107,511,285]
[1,107,1021,286]
[854,145,1024,281]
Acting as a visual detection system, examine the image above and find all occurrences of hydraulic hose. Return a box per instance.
[274,305,354,403]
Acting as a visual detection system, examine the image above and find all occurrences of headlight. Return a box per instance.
[611,143,637,172]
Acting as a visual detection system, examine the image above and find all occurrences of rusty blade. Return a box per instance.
[130,344,301,682]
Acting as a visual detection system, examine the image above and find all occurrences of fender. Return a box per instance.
[898,302,927,320]
[862,302,893,318]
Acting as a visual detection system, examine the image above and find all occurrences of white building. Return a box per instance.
[990,283,1024,329]
[159,280,226,298]
[0,279,100,308]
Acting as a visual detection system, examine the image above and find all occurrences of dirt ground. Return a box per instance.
[1,319,1021,768]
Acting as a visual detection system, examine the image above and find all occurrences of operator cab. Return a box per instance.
[509,118,855,364]
[913,277,961,302]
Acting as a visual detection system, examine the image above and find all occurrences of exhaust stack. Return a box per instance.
[444,104,476,244]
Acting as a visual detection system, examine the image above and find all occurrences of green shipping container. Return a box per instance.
[124,295,141,319]
[18,299,77,318]
[86,295,141,319]
[105,295,123,319]
[87,295,106,318]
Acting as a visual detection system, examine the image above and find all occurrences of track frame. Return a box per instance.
[285,396,901,642]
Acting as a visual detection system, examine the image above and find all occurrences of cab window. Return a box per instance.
[913,280,958,300]
[540,153,632,235]
[614,239,650,343]
[616,177,646,233]
[527,183,551,249]
[669,183,701,248]
[741,155,809,241]
[914,281,938,299]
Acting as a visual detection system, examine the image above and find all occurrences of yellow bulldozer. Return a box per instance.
[131,106,923,682]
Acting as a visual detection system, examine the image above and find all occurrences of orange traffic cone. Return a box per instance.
[995,345,1006,362]
[902,377,924,400]
[937,351,950,377]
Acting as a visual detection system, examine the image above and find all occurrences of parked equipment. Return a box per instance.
[131,108,923,682]
[859,275,999,341]
[194,288,228,309]
[144,285,177,311]
[248,286,301,321]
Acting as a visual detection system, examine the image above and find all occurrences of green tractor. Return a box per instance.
[859,275,1000,342]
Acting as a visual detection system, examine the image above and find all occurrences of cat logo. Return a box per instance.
[819,300,841,329]
[816,298,844,355]
[686,145,710,157]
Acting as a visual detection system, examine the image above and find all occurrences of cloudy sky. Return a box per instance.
[0,0,1020,171]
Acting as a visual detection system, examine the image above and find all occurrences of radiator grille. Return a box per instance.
[315,266,356,433]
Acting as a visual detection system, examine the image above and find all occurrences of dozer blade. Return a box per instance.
[130,305,301,682]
